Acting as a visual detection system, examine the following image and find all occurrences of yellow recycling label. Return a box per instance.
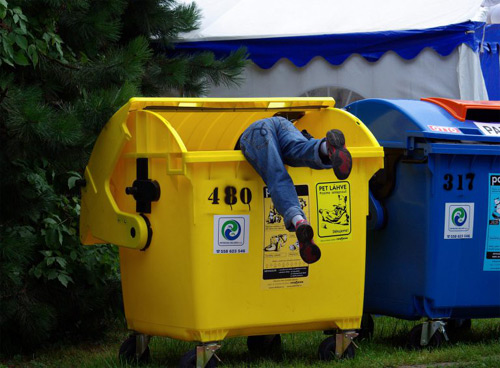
[316,181,351,241]
[262,185,310,290]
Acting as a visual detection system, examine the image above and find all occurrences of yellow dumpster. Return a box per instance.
[80,97,383,366]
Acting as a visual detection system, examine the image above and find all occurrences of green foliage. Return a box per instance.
[0,0,248,355]
[0,0,65,67]
[142,47,249,96]
[0,161,122,354]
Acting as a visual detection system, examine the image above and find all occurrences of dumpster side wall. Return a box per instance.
[365,157,430,319]
[426,153,500,318]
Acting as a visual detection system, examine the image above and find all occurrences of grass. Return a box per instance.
[2,317,500,368]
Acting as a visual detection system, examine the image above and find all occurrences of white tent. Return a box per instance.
[177,0,499,105]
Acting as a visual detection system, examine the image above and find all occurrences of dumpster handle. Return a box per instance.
[80,106,151,249]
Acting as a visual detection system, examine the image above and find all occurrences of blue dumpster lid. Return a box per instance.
[345,98,500,150]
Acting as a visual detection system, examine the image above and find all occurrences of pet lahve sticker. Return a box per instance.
[484,174,500,271]
[213,215,249,254]
[316,181,351,241]
[444,203,474,240]
[262,185,309,290]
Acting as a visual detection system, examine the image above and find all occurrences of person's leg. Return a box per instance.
[272,117,330,170]
[267,117,353,181]
[240,117,321,264]
[240,117,306,232]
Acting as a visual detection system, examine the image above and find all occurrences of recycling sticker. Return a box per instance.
[213,215,250,254]
[444,203,474,240]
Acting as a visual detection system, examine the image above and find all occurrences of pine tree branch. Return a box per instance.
[41,54,80,71]
[0,87,9,105]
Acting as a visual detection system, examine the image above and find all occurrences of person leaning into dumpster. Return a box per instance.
[239,116,352,265]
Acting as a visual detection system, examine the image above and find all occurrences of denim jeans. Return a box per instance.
[240,117,331,231]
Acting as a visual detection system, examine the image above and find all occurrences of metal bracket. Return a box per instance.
[126,158,161,214]
[196,342,222,368]
[135,334,151,358]
[335,330,358,358]
[420,321,449,346]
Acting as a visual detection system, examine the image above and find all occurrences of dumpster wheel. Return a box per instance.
[179,344,219,368]
[408,322,447,349]
[118,334,151,364]
[318,333,356,360]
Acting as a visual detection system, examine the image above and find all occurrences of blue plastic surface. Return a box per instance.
[347,99,500,320]
[368,191,385,231]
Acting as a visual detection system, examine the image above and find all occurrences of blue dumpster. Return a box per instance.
[345,98,500,346]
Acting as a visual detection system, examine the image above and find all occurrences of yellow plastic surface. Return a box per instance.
[80,97,383,342]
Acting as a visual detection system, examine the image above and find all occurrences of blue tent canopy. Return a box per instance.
[176,21,485,69]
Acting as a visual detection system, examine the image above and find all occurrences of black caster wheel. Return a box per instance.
[179,348,218,368]
[247,334,282,356]
[318,336,355,361]
[408,324,445,349]
[118,334,151,364]
[357,314,374,340]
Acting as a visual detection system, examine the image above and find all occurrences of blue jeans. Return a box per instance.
[240,117,331,231]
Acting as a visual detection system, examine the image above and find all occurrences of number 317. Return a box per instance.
[443,173,475,191]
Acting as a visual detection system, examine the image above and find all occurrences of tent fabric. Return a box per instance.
[458,44,490,100]
[205,48,463,101]
[176,21,486,69]
[178,0,484,40]
[480,24,500,99]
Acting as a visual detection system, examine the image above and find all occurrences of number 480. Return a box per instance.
[208,186,253,207]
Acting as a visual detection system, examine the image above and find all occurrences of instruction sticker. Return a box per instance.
[262,185,309,290]
[316,182,352,241]
[213,215,249,254]
[444,203,475,239]
[484,174,500,271]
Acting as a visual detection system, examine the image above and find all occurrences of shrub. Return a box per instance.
[0,0,247,355]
